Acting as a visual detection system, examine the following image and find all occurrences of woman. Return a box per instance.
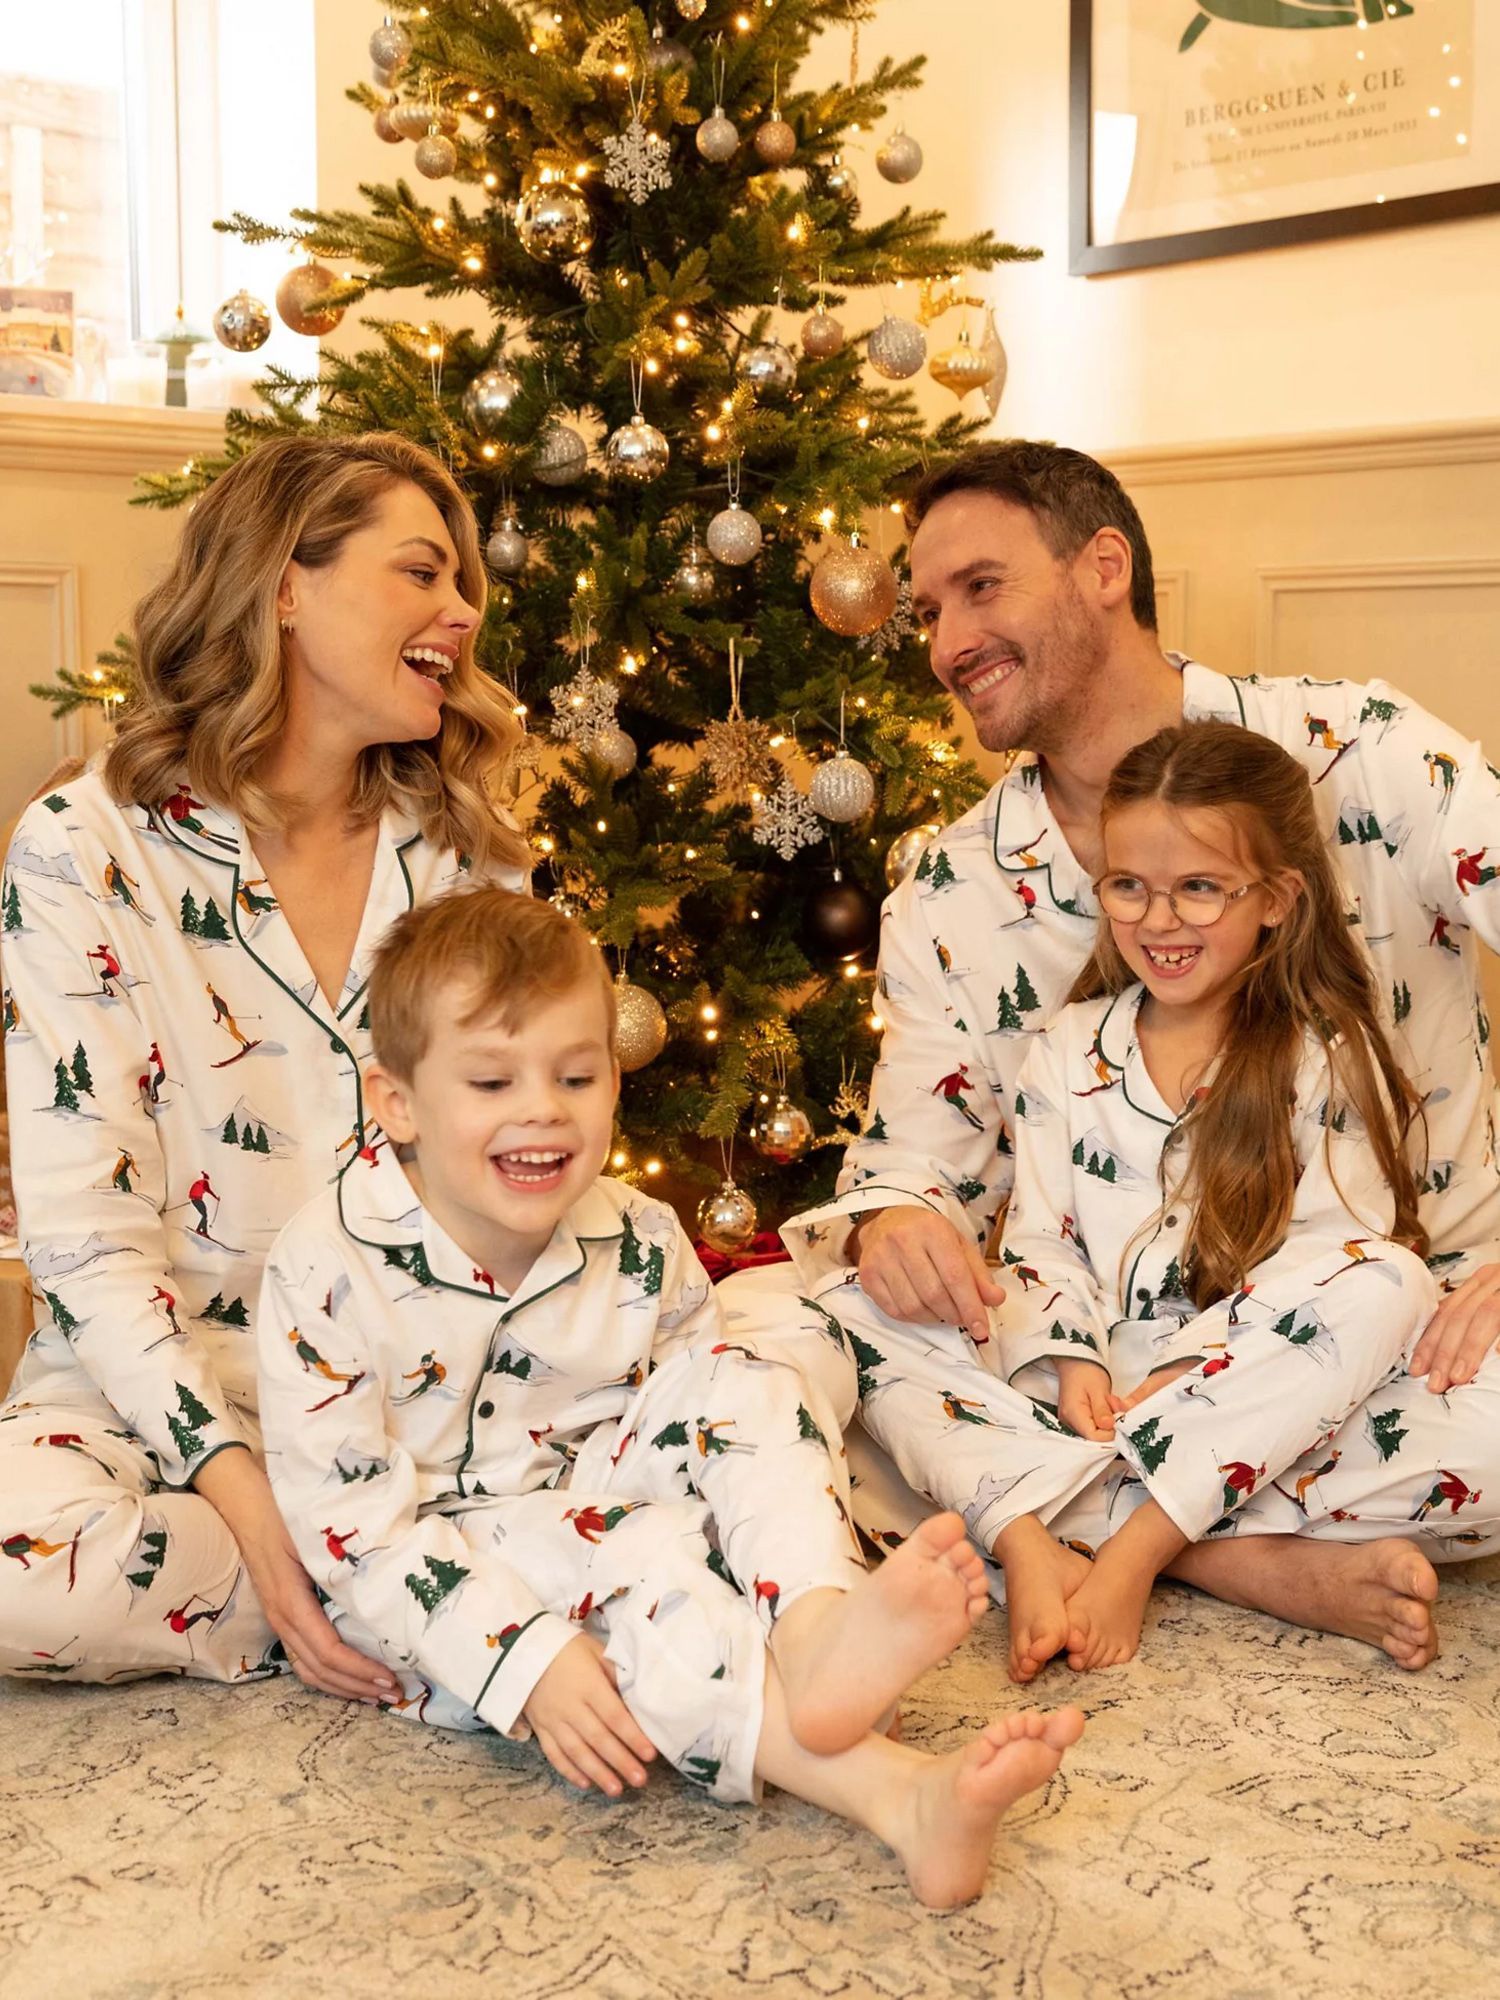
[0,432,529,1696]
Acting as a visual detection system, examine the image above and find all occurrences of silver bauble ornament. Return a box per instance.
[646,29,693,74]
[706,503,762,565]
[373,99,404,143]
[736,339,796,396]
[696,109,740,163]
[275,262,345,337]
[670,539,716,603]
[810,541,900,637]
[414,130,458,178]
[515,180,593,262]
[213,289,271,353]
[978,307,1008,419]
[753,117,796,167]
[605,413,670,482]
[866,313,926,380]
[548,890,581,920]
[369,17,412,73]
[462,363,520,435]
[614,977,668,1071]
[674,0,707,17]
[392,99,435,139]
[696,1178,759,1254]
[884,822,944,888]
[875,128,924,183]
[929,326,992,401]
[587,723,638,778]
[825,154,858,200]
[484,515,529,577]
[808,749,877,823]
[532,419,588,486]
[752,1093,814,1164]
[800,310,844,359]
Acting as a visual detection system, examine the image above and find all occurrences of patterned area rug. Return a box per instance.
[5,1559,1499,2000]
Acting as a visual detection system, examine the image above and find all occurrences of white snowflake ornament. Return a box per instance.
[550,665,619,743]
[602,107,673,207]
[752,767,822,863]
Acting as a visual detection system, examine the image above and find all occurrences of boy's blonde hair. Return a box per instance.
[369,888,617,1079]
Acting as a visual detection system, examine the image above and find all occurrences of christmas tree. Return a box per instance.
[47,1,1040,1224]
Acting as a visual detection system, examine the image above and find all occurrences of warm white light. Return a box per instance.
[645,1158,663,1175]
[612,1150,628,1168]
[596,818,607,832]
[701,1003,719,1021]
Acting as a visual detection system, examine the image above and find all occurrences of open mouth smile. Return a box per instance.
[1141,945,1203,977]
[958,657,1019,700]
[490,1149,572,1192]
[402,644,455,688]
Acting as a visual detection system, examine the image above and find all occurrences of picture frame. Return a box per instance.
[1069,0,1500,275]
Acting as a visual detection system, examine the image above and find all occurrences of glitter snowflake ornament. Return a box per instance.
[603,94,673,207]
[753,767,822,863]
[550,665,619,743]
[701,638,774,798]
[864,574,917,655]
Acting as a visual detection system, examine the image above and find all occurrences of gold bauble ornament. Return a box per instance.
[753,118,797,167]
[373,99,405,144]
[752,1093,814,1163]
[885,822,944,888]
[414,130,458,179]
[809,540,899,637]
[586,724,638,778]
[614,975,668,1071]
[800,310,844,359]
[928,326,992,402]
[515,179,593,262]
[369,16,412,73]
[275,261,345,337]
[696,1178,759,1254]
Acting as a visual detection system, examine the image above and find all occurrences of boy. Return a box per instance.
[256,889,1083,1908]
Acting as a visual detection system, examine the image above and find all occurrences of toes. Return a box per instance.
[1042,1705,1086,1749]
[915,1511,969,1558]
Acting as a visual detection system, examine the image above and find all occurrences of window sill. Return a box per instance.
[0,397,227,477]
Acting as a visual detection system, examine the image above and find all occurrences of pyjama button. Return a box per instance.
[478,1401,495,1419]
[1164,1214,1179,1228]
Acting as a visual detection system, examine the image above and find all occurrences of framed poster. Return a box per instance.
[0,287,77,396]
[1070,0,1500,273]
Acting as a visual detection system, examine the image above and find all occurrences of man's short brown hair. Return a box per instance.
[906,440,1158,631]
[368,887,616,1079]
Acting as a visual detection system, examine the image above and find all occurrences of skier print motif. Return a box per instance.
[0,771,505,1486]
[258,1150,865,1802]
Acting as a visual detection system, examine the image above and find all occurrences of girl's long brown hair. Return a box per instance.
[1070,722,1427,1309]
[106,432,529,875]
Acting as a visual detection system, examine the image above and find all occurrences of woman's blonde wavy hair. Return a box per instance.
[105,431,529,873]
[1070,721,1427,1310]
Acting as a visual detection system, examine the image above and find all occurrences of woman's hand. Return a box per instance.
[522,1632,658,1797]
[1055,1358,1121,1441]
[1117,1359,1198,1413]
[1409,1263,1500,1393]
[194,1447,400,1702]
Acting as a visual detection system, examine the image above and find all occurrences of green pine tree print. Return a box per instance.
[914,851,933,883]
[1072,1138,1085,1167]
[492,1349,532,1380]
[383,1243,436,1286]
[865,1110,888,1142]
[850,1333,886,1401]
[928,849,957,889]
[221,1115,239,1146]
[683,1754,721,1787]
[618,1211,646,1278]
[1272,1309,1320,1346]
[995,986,1023,1032]
[651,1419,690,1449]
[44,1288,78,1337]
[1127,1413,1173,1474]
[199,898,231,942]
[1367,1408,1409,1462]
[241,1123,258,1151]
[70,1041,94,1096]
[405,1553,470,1614]
[1014,963,1040,1013]
[51,1059,80,1113]
[167,1381,215,1462]
[1393,980,1412,1025]
[954,1175,986,1205]
[3,881,20,931]
[219,1297,249,1327]
[796,1404,828,1447]
[254,1125,270,1153]
[42,793,69,813]
[180,890,201,935]
[126,1528,168,1592]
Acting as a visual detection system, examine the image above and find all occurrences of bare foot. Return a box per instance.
[774,1512,989,1755]
[893,1707,1086,1910]
[1169,1534,1441,1669]
[1064,1538,1157,1670]
[992,1515,1093,1684]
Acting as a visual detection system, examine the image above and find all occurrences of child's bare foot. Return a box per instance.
[1064,1540,1156,1669]
[892,1707,1086,1910]
[992,1515,1093,1684]
[773,1512,989,1755]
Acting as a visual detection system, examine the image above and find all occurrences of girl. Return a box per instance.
[992,721,1437,1678]
[0,432,529,1694]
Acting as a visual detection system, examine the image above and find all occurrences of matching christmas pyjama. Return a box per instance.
[257,1155,866,1803]
[0,770,521,1680]
[778,660,1500,1561]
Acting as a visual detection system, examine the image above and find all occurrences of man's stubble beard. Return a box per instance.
[967,585,1107,759]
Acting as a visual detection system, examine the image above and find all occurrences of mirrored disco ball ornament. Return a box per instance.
[213,289,271,353]
[516,180,593,262]
[462,364,520,435]
[736,339,796,396]
[753,117,797,167]
[825,154,858,200]
[275,262,345,337]
[706,502,762,565]
[752,1093,814,1164]
[605,413,670,482]
[697,1178,759,1254]
[800,310,844,359]
[392,100,435,140]
[484,515,529,576]
[587,723,638,778]
[875,128,923,183]
[808,749,876,823]
[373,99,404,143]
[532,419,588,486]
[884,822,944,888]
[866,314,926,380]
[414,130,457,178]
[670,539,716,603]
[810,542,899,636]
[548,891,581,920]
[369,16,412,73]
[614,977,668,1071]
[929,327,992,401]
[697,108,740,162]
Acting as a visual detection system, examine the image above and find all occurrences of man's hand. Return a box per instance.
[1409,1262,1500,1394]
[522,1632,658,1797]
[854,1207,1006,1344]
[1117,1359,1197,1413]
[1055,1358,1119,1441]
[194,1447,401,1702]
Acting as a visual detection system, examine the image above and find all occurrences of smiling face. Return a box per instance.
[277,479,481,753]
[367,977,620,1286]
[1100,799,1298,1025]
[908,491,1111,755]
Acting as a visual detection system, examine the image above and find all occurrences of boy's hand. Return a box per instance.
[1055,1358,1120,1441]
[1117,1359,1198,1412]
[523,1632,658,1797]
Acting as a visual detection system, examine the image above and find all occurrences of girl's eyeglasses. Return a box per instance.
[1094,873,1259,927]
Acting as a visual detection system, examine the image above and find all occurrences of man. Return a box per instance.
[780,440,1500,1672]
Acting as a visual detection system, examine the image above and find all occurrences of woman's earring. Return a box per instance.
[279,617,294,636]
